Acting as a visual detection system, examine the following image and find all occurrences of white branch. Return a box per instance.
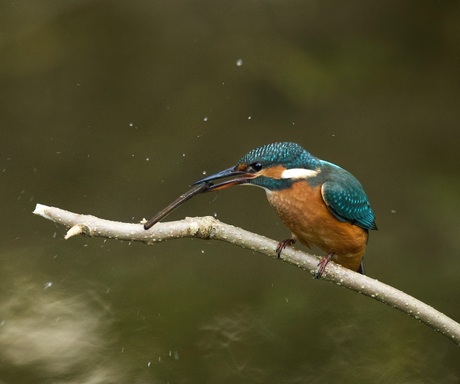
[33,203,460,345]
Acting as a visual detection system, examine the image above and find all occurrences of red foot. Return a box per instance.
[315,253,334,279]
[276,238,296,258]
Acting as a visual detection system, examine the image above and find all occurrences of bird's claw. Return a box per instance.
[314,253,334,279]
[276,238,296,258]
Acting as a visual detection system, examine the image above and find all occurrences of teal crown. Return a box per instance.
[238,142,320,170]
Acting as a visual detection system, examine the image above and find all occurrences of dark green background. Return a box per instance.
[1,1,459,383]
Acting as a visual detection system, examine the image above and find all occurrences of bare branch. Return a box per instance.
[33,203,460,345]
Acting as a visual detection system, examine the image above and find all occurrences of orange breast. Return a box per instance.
[266,181,368,271]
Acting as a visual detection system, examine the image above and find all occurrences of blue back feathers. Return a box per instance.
[320,161,377,231]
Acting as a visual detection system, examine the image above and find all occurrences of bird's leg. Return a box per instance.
[315,252,334,279]
[276,238,296,258]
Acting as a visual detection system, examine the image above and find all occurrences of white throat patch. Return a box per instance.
[280,168,320,179]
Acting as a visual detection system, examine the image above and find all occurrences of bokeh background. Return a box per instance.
[1,1,460,383]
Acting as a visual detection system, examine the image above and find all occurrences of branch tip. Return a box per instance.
[33,203,49,217]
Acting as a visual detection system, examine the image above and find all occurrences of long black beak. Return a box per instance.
[192,166,255,191]
[144,166,255,230]
[143,182,210,230]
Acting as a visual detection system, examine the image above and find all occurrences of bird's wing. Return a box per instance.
[321,177,377,231]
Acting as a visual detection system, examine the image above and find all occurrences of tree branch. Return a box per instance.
[33,203,460,345]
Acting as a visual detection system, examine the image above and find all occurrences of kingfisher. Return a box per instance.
[191,142,377,277]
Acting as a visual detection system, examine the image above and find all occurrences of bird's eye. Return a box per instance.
[249,162,263,172]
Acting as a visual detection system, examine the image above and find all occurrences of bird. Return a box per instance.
[192,142,377,278]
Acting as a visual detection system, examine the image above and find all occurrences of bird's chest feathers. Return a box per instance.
[266,182,327,237]
[266,181,366,256]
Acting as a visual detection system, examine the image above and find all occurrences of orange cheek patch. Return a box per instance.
[259,165,285,179]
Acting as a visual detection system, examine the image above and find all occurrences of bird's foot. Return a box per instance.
[315,253,334,279]
[276,238,296,258]
[276,238,296,259]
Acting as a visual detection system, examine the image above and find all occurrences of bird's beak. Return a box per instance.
[192,166,256,191]
[144,166,256,230]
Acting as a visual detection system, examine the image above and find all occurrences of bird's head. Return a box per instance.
[193,142,321,192]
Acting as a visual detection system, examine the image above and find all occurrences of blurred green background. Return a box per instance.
[1,1,460,383]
